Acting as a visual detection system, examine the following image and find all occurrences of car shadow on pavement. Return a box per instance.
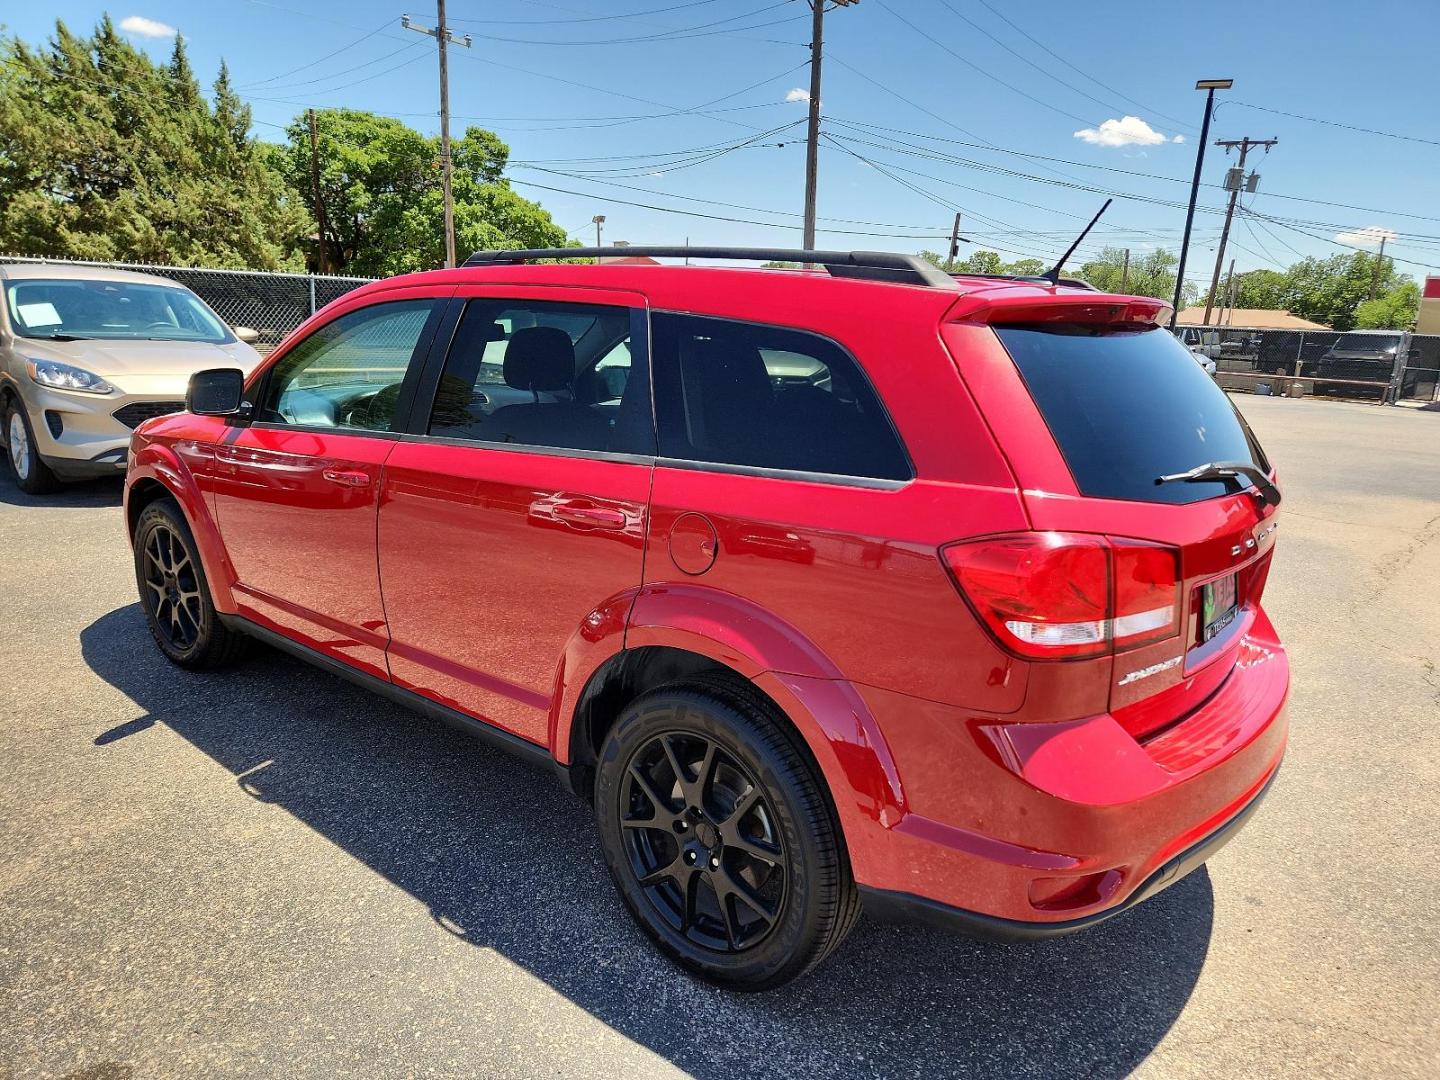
[0,472,123,509]
[82,603,1213,1080]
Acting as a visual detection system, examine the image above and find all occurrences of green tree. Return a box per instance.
[0,18,306,268]
[1279,252,1409,331]
[279,109,568,276]
[1077,246,1197,305]
[917,249,1046,276]
[1352,280,1420,329]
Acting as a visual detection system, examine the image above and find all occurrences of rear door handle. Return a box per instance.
[553,502,628,529]
[322,467,372,488]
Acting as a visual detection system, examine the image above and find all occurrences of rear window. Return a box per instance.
[997,324,1268,504]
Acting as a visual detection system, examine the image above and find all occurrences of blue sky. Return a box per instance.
[8,1,1440,284]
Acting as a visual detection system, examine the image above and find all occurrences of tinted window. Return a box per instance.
[259,299,437,432]
[426,299,651,455]
[651,313,909,481]
[997,324,1269,504]
[6,278,230,343]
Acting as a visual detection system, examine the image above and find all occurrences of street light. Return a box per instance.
[1171,78,1233,329]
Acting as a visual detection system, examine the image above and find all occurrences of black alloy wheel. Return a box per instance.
[620,729,788,952]
[595,679,859,990]
[141,521,204,652]
[132,499,248,670]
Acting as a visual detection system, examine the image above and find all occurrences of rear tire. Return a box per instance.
[595,677,858,990]
[133,499,248,670]
[5,400,60,495]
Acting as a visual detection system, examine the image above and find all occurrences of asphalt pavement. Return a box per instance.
[1,394,1437,1079]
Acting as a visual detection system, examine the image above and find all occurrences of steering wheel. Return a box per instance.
[352,383,403,429]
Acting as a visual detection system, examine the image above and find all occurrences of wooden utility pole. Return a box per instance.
[1203,136,1278,325]
[802,0,858,251]
[307,109,329,274]
[948,212,963,265]
[1220,258,1236,325]
[403,5,472,268]
[1369,234,1389,299]
[1121,248,1130,291]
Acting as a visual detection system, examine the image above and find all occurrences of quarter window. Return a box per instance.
[650,313,910,481]
[259,299,437,432]
[425,299,651,455]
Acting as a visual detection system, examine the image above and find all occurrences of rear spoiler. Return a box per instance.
[946,289,1173,327]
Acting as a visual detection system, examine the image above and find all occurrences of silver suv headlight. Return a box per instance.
[25,358,115,395]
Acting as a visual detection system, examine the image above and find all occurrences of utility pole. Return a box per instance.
[593,214,605,251]
[1121,248,1130,292]
[306,109,330,274]
[403,6,472,268]
[1203,136,1277,325]
[1369,234,1388,299]
[948,212,963,265]
[1220,258,1235,325]
[1172,79,1232,329]
[802,0,859,251]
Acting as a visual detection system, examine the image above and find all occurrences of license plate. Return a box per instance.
[1200,573,1239,642]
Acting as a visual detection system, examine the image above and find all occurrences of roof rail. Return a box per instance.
[462,246,958,289]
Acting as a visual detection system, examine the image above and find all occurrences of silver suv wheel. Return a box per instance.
[8,410,30,480]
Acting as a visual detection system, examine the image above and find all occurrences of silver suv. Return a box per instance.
[0,263,261,493]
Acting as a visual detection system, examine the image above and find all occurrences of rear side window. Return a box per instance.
[997,325,1268,504]
[651,313,910,481]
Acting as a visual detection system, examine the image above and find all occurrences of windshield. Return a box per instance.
[1331,334,1399,354]
[997,324,1269,505]
[5,278,232,343]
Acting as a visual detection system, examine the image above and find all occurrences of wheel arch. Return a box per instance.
[125,447,238,613]
[554,583,908,878]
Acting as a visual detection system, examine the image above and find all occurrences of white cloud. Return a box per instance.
[1334,225,1397,249]
[1172,134,1186,144]
[120,15,177,37]
[785,88,810,103]
[1073,115,1170,148]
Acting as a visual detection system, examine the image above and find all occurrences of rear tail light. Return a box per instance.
[942,533,1180,660]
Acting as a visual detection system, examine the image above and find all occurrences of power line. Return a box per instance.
[447,0,731,25]
[932,0,1164,125]
[238,18,395,88]
[456,2,806,46]
[242,41,425,94]
[874,0,1099,126]
[1225,100,1440,149]
[510,177,950,239]
[970,0,1197,133]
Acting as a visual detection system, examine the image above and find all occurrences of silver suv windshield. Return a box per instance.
[5,278,232,344]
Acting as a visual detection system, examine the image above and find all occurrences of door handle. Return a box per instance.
[321,467,372,488]
[552,502,628,529]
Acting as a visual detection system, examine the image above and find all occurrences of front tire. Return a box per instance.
[595,678,859,990]
[5,400,60,495]
[133,499,248,670]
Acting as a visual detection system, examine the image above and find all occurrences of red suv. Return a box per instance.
[123,248,1288,990]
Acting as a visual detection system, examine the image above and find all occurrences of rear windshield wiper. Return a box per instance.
[1156,461,1281,507]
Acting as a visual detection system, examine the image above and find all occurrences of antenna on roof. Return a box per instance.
[1044,199,1112,285]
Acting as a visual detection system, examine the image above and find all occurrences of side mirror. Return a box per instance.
[232,326,260,344]
[187,368,246,417]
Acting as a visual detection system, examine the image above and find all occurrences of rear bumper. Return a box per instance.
[860,764,1279,939]
[844,608,1290,930]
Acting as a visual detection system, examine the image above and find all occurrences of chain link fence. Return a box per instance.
[1175,325,1440,403]
[0,254,375,355]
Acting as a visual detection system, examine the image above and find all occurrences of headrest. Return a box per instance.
[687,337,772,409]
[504,326,574,391]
